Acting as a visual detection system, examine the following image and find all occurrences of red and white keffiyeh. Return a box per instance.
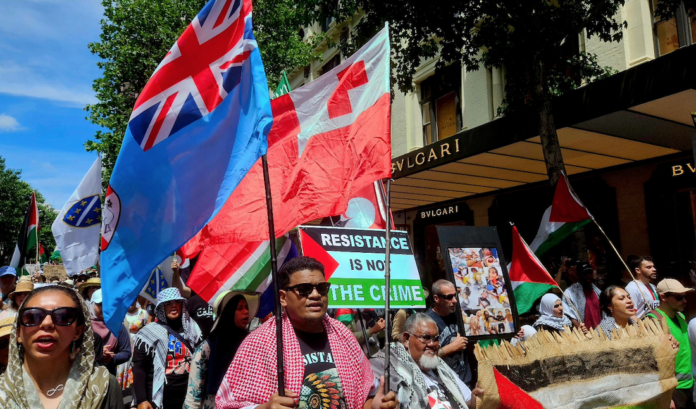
[216,313,374,409]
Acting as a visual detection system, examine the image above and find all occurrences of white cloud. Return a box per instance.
[0,114,21,132]
[0,62,98,106]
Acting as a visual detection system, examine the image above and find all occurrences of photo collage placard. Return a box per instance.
[448,247,515,336]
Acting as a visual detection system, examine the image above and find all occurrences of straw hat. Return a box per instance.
[210,290,260,333]
[8,280,33,302]
[0,317,13,339]
[77,277,101,293]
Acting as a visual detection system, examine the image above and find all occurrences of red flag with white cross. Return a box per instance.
[189,26,391,243]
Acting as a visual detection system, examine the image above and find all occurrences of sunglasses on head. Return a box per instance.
[284,282,332,297]
[437,293,457,301]
[19,307,79,327]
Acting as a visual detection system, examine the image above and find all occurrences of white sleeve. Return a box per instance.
[562,288,578,321]
[454,374,473,403]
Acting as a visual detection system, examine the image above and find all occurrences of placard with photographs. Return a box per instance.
[437,226,519,341]
[449,247,514,336]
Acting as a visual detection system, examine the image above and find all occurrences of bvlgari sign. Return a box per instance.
[419,205,460,219]
[391,136,464,177]
[671,163,696,177]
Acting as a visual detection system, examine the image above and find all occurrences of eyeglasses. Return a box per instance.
[18,307,79,327]
[437,293,457,301]
[76,276,88,283]
[408,332,440,345]
[284,282,332,297]
[0,339,9,350]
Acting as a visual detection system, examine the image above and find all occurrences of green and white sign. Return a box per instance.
[299,226,426,309]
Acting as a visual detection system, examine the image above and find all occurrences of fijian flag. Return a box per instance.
[100,0,273,334]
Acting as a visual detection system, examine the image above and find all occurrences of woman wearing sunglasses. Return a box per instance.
[0,285,122,408]
[132,287,202,409]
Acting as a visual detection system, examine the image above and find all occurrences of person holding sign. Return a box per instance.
[426,280,470,384]
[216,257,398,409]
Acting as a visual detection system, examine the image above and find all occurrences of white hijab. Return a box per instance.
[533,293,572,331]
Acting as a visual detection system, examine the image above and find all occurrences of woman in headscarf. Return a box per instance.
[532,293,575,334]
[184,291,258,409]
[132,287,202,409]
[0,285,122,408]
[597,285,637,339]
[90,289,131,375]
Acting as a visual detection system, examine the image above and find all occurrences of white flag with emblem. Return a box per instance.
[52,157,102,277]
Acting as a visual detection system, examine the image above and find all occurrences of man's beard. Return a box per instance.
[419,352,439,370]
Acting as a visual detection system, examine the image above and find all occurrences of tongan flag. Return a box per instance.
[509,226,557,314]
[528,172,593,256]
[100,0,273,333]
[52,157,102,277]
[192,25,391,244]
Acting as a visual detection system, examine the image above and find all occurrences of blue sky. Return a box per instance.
[0,0,105,208]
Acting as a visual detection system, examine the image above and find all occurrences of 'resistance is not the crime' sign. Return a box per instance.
[298,226,426,309]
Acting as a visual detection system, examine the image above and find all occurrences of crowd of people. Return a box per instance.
[0,253,694,409]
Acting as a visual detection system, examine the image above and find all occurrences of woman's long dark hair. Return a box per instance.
[206,294,249,395]
[599,285,622,316]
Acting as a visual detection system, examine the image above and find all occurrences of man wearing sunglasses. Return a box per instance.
[217,256,397,409]
[369,313,483,409]
[647,279,695,409]
[426,279,470,384]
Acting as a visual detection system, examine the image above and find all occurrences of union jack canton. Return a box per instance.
[129,0,257,151]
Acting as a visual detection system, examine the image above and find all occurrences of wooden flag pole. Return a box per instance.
[261,154,285,397]
[383,179,393,391]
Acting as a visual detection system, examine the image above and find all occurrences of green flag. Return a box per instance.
[273,70,291,98]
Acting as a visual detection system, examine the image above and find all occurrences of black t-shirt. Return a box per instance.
[187,294,214,339]
[426,309,470,383]
[295,329,346,409]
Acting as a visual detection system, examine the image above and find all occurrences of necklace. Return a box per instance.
[45,384,65,397]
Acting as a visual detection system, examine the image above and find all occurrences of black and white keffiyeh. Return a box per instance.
[533,293,572,332]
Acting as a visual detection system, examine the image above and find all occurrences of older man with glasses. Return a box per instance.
[368,313,483,409]
[217,256,397,409]
[426,279,470,384]
[647,278,695,409]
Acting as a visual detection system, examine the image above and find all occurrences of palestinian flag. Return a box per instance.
[336,308,356,324]
[528,173,593,256]
[10,192,39,269]
[509,226,557,314]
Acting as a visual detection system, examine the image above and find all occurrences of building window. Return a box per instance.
[320,54,341,77]
[420,63,462,145]
[652,1,695,56]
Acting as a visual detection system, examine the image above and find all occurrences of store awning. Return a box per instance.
[390,45,696,211]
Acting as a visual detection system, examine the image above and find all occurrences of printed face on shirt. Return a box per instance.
[280,269,328,329]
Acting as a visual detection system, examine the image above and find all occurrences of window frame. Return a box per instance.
[651,1,695,56]
[419,63,462,146]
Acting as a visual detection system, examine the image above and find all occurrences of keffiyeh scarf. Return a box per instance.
[371,342,468,409]
[533,294,572,332]
[563,282,601,321]
[133,291,201,409]
[597,317,635,339]
[0,293,110,409]
[216,314,373,409]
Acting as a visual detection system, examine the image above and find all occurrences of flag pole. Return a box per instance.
[357,310,372,359]
[261,154,285,397]
[383,179,393,391]
[34,191,39,276]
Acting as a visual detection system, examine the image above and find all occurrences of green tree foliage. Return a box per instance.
[85,0,322,180]
[312,0,631,184]
[0,157,57,266]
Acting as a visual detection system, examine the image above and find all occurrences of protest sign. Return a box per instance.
[43,265,67,280]
[437,226,519,341]
[298,226,426,309]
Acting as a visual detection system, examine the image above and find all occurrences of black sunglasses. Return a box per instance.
[669,294,687,301]
[19,307,80,327]
[284,282,332,297]
[0,338,9,350]
[437,293,457,301]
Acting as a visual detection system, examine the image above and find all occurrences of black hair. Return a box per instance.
[278,256,325,290]
[21,285,86,327]
[599,285,623,316]
[630,256,653,272]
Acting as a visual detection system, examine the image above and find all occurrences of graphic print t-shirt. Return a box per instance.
[295,329,346,409]
[164,333,192,395]
[423,369,471,409]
